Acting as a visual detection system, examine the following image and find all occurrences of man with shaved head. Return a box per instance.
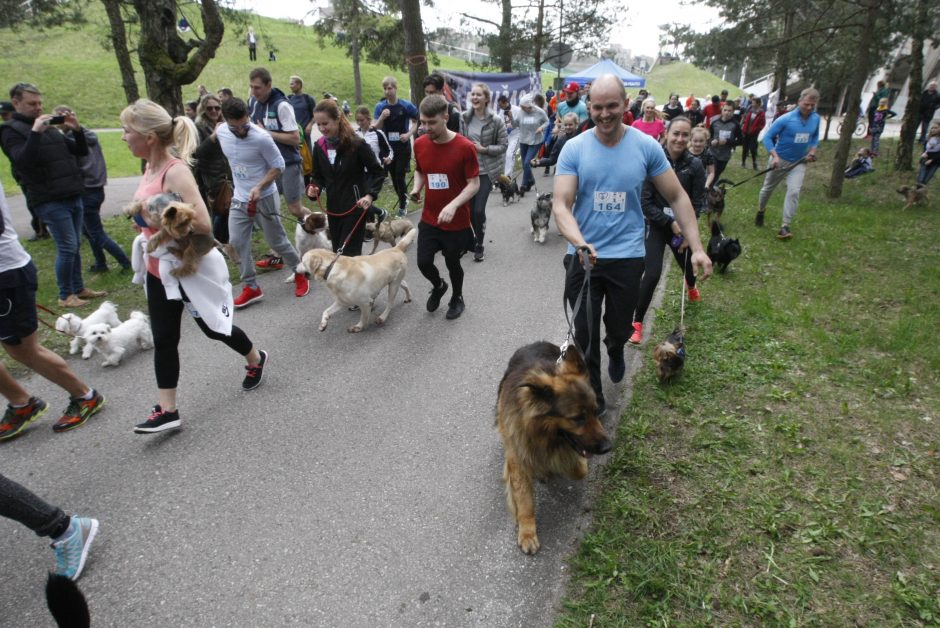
[552,74,711,414]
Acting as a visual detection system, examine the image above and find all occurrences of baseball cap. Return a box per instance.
[0,101,13,114]
[564,81,581,93]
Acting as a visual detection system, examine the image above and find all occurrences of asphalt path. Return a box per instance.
[0,178,656,627]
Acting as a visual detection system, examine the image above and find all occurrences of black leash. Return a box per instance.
[559,246,594,364]
[716,157,807,189]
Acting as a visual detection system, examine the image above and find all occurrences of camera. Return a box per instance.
[48,115,66,125]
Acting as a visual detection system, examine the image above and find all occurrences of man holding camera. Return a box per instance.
[0,82,105,307]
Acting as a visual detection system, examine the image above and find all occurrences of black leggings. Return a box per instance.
[389,142,412,212]
[470,174,493,251]
[634,222,696,325]
[416,222,472,298]
[147,272,253,389]
[563,255,645,402]
[714,158,729,182]
[741,134,760,166]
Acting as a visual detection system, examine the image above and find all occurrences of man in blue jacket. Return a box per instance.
[755,87,820,240]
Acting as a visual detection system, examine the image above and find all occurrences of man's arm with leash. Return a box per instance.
[651,169,713,280]
[551,173,596,264]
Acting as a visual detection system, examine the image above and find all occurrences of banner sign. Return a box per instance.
[436,71,542,113]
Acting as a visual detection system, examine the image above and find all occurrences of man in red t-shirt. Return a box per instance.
[409,95,480,320]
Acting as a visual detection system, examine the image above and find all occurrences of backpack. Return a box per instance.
[299,128,314,176]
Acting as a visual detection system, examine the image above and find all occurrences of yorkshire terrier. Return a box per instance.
[897,184,928,210]
[496,174,522,206]
[125,194,216,277]
[652,327,686,383]
[706,181,729,226]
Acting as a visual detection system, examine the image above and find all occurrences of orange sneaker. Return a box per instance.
[688,286,701,302]
[628,322,643,345]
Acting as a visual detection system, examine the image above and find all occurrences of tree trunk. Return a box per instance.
[534,0,545,72]
[895,0,927,171]
[499,0,512,72]
[399,0,428,105]
[101,0,140,104]
[350,0,362,105]
[828,1,877,198]
[773,10,794,99]
[132,0,224,115]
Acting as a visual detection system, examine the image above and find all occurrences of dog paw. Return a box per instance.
[517,531,540,555]
[375,316,386,325]
[318,323,328,332]
[347,324,364,333]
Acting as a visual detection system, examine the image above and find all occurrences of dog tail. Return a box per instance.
[129,310,149,323]
[395,227,418,252]
[46,573,90,628]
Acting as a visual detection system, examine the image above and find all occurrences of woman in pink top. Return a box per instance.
[631,98,666,142]
[120,99,266,434]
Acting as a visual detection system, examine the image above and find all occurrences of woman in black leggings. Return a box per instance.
[120,99,266,434]
[630,116,706,345]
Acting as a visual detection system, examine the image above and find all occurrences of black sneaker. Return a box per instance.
[445,296,465,320]
[608,348,626,383]
[242,350,268,391]
[473,246,485,263]
[426,280,449,312]
[375,207,388,228]
[134,405,181,434]
[776,225,792,240]
[755,210,765,227]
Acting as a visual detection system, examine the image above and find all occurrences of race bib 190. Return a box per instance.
[593,191,625,213]
[794,132,810,144]
[428,174,449,190]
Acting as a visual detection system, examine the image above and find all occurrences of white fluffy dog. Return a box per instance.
[84,311,154,367]
[54,301,122,359]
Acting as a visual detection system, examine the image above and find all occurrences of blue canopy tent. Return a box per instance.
[564,59,646,89]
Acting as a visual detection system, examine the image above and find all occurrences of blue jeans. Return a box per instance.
[918,160,938,186]
[520,143,541,189]
[82,187,131,270]
[37,196,85,300]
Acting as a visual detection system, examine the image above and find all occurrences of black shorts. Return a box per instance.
[417,221,474,260]
[0,261,39,346]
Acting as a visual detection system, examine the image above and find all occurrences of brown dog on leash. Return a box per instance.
[496,341,612,554]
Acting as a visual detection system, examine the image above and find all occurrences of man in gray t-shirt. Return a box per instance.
[216,98,307,308]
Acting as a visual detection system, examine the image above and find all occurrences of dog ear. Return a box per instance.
[557,344,588,376]
[520,373,556,405]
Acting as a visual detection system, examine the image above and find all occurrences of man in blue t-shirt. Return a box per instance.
[755,87,820,240]
[374,76,419,217]
[553,75,711,414]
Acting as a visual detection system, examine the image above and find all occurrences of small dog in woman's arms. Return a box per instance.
[531,193,552,243]
[55,301,122,359]
[84,311,154,367]
[124,194,217,277]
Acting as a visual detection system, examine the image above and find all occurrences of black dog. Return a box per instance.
[46,573,90,627]
[496,174,522,206]
[707,220,742,274]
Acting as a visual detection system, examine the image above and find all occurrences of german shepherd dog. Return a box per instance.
[496,341,612,554]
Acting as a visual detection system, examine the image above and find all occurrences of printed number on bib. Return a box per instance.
[719,130,732,141]
[794,133,810,144]
[428,174,449,190]
[388,132,401,142]
[593,191,625,213]
[233,164,249,180]
[328,149,337,165]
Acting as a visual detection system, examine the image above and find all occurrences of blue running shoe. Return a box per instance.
[51,516,99,581]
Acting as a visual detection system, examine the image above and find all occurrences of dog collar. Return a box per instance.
[323,254,340,281]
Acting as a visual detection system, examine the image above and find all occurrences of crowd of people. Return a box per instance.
[0,63,936,590]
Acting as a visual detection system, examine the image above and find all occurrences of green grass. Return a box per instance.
[644,61,741,104]
[0,5,476,193]
[557,139,940,627]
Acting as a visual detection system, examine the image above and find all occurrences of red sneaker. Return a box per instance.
[234,285,263,308]
[255,255,284,270]
[628,322,643,345]
[294,273,309,298]
[688,286,701,302]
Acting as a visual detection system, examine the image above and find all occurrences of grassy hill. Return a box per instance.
[643,61,741,104]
